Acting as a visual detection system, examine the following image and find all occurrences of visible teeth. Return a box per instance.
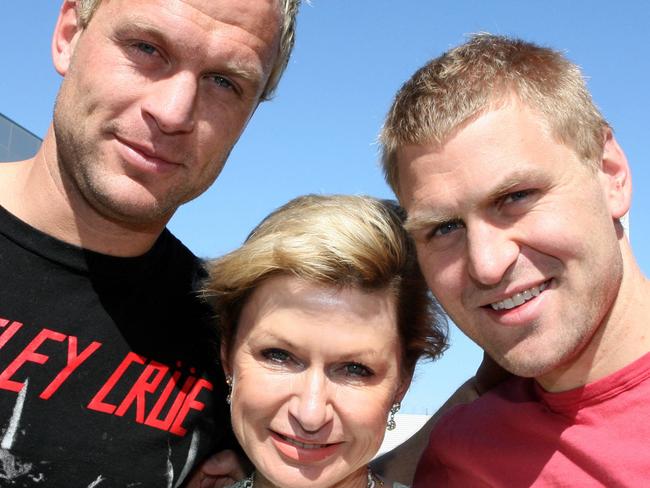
[280,434,328,449]
[490,282,548,311]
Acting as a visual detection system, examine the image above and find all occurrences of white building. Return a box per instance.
[376,413,430,458]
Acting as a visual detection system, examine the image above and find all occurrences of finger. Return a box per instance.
[201,449,247,479]
[202,476,236,488]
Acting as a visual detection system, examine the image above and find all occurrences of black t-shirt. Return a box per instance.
[0,205,230,486]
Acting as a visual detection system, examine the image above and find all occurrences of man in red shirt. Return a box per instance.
[378,34,650,486]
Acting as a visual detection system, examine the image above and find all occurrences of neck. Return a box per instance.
[0,125,165,257]
[538,238,650,392]
[254,466,372,488]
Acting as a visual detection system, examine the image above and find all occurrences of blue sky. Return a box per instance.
[1,1,648,414]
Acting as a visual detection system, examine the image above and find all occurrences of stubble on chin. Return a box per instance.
[52,119,173,229]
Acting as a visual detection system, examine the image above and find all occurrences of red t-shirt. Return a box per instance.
[414,353,650,487]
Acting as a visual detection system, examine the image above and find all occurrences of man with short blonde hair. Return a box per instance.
[0,0,299,485]
[379,34,650,486]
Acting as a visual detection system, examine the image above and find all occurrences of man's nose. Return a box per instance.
[142,71,197,134]
[466,220,519,286]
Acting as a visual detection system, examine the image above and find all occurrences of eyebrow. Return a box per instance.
[487,168,545,200]
[404,211,455,234]
[256,331,382,359]
[224,58,265,88]
[113,20,265,87]
[113,20,168,46]
[403,167,546,234]
[258,332,297,349]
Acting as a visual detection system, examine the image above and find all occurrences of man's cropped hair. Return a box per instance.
[381,33,609,197]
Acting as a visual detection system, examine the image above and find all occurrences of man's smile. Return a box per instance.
[489,281,550,311]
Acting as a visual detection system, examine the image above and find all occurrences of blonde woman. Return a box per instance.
[203,195,447,488]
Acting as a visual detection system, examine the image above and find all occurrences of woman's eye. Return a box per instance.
[343,363,373,378]
[262,348,291,364]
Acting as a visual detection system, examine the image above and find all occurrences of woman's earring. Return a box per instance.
[226,375,233,405]
[387,402,400,431]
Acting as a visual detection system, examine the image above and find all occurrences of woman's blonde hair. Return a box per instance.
[203,194,447,374]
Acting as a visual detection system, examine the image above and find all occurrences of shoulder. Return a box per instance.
[156,229,208,287]
[434,375,537,434]
[160,228,201,264]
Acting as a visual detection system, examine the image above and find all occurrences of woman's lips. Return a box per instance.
[270,431,343,463]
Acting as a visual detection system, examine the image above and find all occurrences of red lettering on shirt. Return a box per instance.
[40,336,103,400]
[145,372,195,432]
[0,318,23,349]
[87,352,146,414]
[170,378,213,436]
[0,328,66,392]
[0,314,217,437]
[115,361,169,423]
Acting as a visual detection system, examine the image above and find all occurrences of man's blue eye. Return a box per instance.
[210,75,234,90]
[136,42,157,55]
[504,189,534,204]
[433,219,464,237]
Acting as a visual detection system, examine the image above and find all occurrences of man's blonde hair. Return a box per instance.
[203,194,447,375]
[75,0,300,101]
[381,33,609,197]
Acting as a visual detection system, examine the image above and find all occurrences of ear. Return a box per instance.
[220,341,232,378]
[598,128,632,220]
[394,370,414,404]
[52,1,83,76]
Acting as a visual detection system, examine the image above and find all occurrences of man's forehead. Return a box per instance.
[396,140,551,225]
[395,102,557,193]
[179,0,281,37]
[397,142,444,168]
[92,0,281,41]
[90,0,281,85]
[395,141,461,207]
[395,97,553,160]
